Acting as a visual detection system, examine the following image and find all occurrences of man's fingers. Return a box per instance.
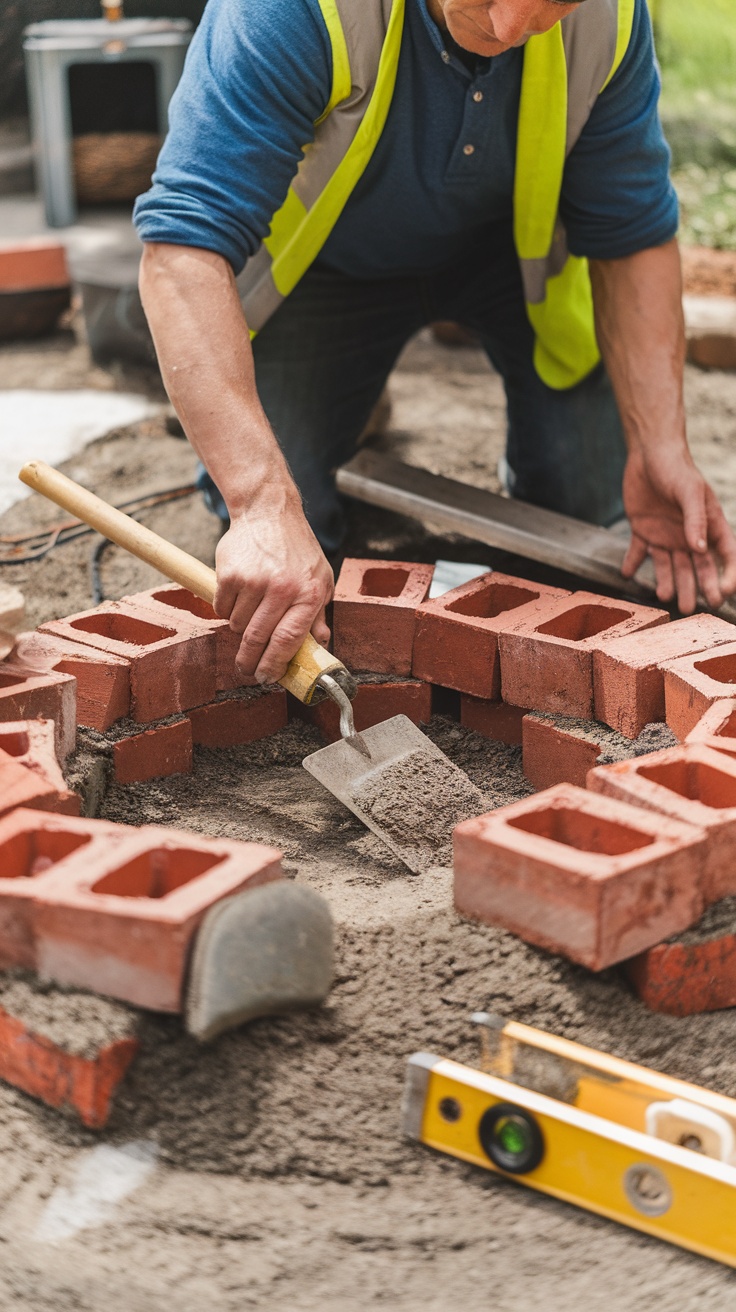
[678,476,709,557]
[693,550,724,611]
[707,499,736,599]
[235,591,293,678]
[650,546,675,604]
[672,549,697,615]
[255,601,325,684]
[311,608,331,648]
[621,533,648,579]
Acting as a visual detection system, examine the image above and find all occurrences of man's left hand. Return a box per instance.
[621,447,736,614]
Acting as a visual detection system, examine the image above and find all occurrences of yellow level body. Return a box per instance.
[403,1021,736,1268]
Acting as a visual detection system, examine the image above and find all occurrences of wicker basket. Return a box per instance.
[72,131,162,204]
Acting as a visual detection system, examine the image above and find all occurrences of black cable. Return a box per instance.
[0,483,197,566]
[90,536,111,606]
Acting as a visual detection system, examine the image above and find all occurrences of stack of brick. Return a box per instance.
[0,807,283,1123]
[6,557,736,1042]
[17,584,289,785]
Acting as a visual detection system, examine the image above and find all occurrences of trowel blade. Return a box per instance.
[303,714,487,874]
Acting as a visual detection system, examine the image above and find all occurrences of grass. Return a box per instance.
[655,0,736,248]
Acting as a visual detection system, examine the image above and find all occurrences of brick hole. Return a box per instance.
[151,588,216,621]
[91,848,226,899]
[535,604,632,642]
[0,672,30,689]
[507,805,654,855]
[1,830,92,878]
[70,613,175,645]
[358,568,410,598]
[0,730,30,756]
[715,710,736,739]
[694,653,736,686]
[637,759,736,810]
[446,582,538,619]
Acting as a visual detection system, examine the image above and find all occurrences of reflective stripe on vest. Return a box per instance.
[515,0,636,389]
[237,0,403,332]
[237,0,636,389]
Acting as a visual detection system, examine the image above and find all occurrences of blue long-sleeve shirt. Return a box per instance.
[134,0,678,279]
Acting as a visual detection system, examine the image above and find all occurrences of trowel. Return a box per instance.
[18,461,487,883]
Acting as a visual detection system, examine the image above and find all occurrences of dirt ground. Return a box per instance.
[2,324,736,1310]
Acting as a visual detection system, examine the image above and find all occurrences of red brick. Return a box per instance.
[35,827,284,1011]
[0,718,79,814]
[188,688,287,749]
[662,642,736,741]
[460,696,527,745]
[0,661,76,760]
[453,783,705,970]
[121,584,243,691]
[333,559,434,675]
[626,934,736,1017]
[522,714,604,790]
[0,239,69,291]
[0,809,127,970]
[588,743,736,904]
[413,572,568,698]
[0,1005,138,1129]
[39,600,217,724]
[16,629,130,730]
[499,591,668,719]
[686,698,736,759]
[593,614,736,739]
[300,678,432,742]
[0,751,65,818]
[113,718,193,785]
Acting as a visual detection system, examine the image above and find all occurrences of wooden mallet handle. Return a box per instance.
[18,460,346,704]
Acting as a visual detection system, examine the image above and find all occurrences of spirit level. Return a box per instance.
[402,1015,736,1267]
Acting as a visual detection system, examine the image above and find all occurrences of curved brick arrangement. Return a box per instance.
[3,557,736,1121]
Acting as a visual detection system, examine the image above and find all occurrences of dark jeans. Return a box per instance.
[199,237,626,555]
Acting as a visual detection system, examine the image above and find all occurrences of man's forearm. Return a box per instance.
[139,242,299,518]
[589,238,687,460]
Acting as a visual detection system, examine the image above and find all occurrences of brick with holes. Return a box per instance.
[587,742,736,904]
[453,783,705,970]
[15,629,131,731]
[333,559,434,675]
[34,826,284,1010]
[120,584,243,691]
[499,592,668,719]
[662,642,736,740]
[0,809,127,970]
[0,719,78,812]
[593,614,736,739]
[0,662,76,760]
[39,600,217,724]
[412,572,569,698]
[686,699,736,759]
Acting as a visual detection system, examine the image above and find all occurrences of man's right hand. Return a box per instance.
[213,488,334,686]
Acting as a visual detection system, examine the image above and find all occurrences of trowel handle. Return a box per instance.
[18,459,348,704]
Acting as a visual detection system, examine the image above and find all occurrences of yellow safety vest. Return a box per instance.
[237,0,636,390]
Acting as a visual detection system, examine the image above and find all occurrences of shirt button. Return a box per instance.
[463,143,475,156]
[472,91,484,102]
[441,49,450,63]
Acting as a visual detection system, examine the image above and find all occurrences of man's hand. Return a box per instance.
[139,244,335,679]
[214,490,334,685]
[590,241,736,614]
[621,448,736,614]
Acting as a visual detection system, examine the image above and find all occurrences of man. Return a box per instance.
[135,0,736,687]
